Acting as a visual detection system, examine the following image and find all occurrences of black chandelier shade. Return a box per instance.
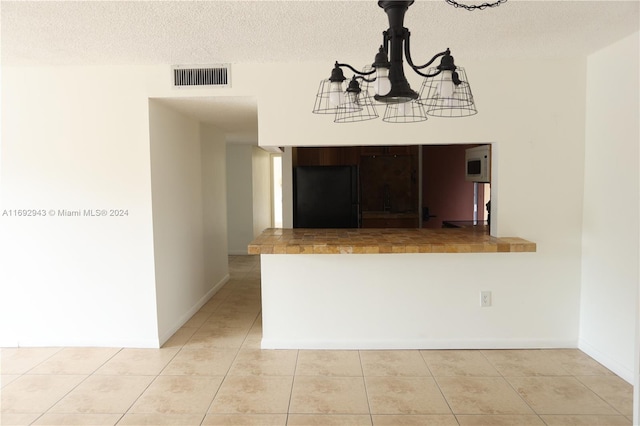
[335,78,379,123]
[419,66,477,117]
[312,0,478,123]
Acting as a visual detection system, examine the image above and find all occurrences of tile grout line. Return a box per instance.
[0,345,64,416]
[428,375,461,424]
[33,347,125,422]
[357,350,375,426]
[0,348,61,426]
[479,349,549,422]
[17,346,66,375]
[500,376,548,424]
[116,347,185,423]
[572,375,628,417]
[85,348,141,425]
[284,349,300,425]
[417,350,461,425]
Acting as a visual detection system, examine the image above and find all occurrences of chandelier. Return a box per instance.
[313,0,503,123]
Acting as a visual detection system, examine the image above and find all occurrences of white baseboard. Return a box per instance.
[578,339,634,384]
[261,338,578,351]
[158,273,230,346]
[2,337,161,349]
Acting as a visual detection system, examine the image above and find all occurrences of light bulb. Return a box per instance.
[444,97,460,108]
[343,92,360,113]
[398,101,409,116]
[329,81,344,107]
[438,70,455,99]
[374,68,391,96]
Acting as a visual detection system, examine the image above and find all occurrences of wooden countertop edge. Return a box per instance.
[248,234,536,255]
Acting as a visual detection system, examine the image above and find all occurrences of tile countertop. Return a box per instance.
[248,228,536,254]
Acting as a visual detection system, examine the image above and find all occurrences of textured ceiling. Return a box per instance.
[2,0,639,144]
[3,0,639,65]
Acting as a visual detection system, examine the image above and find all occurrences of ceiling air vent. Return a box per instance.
[172,64,231,88]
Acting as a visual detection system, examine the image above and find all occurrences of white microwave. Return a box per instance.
[465,145,491,183]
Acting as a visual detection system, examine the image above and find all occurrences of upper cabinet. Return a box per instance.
[360,145,416,157]
[293,146,360,167]
[293,146,417,166]
[359,150,419,216]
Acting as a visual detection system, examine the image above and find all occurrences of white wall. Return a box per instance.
[201,124,230,298]
[226,144,254,255]
[149,101,229,346]
[226,144,273,254]
[579,32,639,384]
[252,146,272,235]
[258,58,589,351]
[0,66,159,347]
[262,253,571,349]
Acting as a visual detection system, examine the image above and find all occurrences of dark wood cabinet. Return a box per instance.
[360,145,416,157]
[293,146,359,167]
[359,152,418,214]
[385,145,414,156]
[359,146,386,156]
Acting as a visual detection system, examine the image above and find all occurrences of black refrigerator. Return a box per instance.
[293,165,359,228]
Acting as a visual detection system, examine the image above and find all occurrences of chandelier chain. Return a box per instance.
[445,0,507,11]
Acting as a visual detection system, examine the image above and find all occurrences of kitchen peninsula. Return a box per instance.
[249,228,537,350]
[248,228,534,254]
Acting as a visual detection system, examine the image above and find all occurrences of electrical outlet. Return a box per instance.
[481,291,492,307]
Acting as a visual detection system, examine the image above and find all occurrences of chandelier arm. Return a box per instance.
[336,63,377,76]
[404,33,449,71]
[382,30,390,56]
[413,68,444,79]
[355,75,376,83]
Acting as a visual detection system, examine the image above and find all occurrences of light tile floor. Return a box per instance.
[1,255,633,426]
